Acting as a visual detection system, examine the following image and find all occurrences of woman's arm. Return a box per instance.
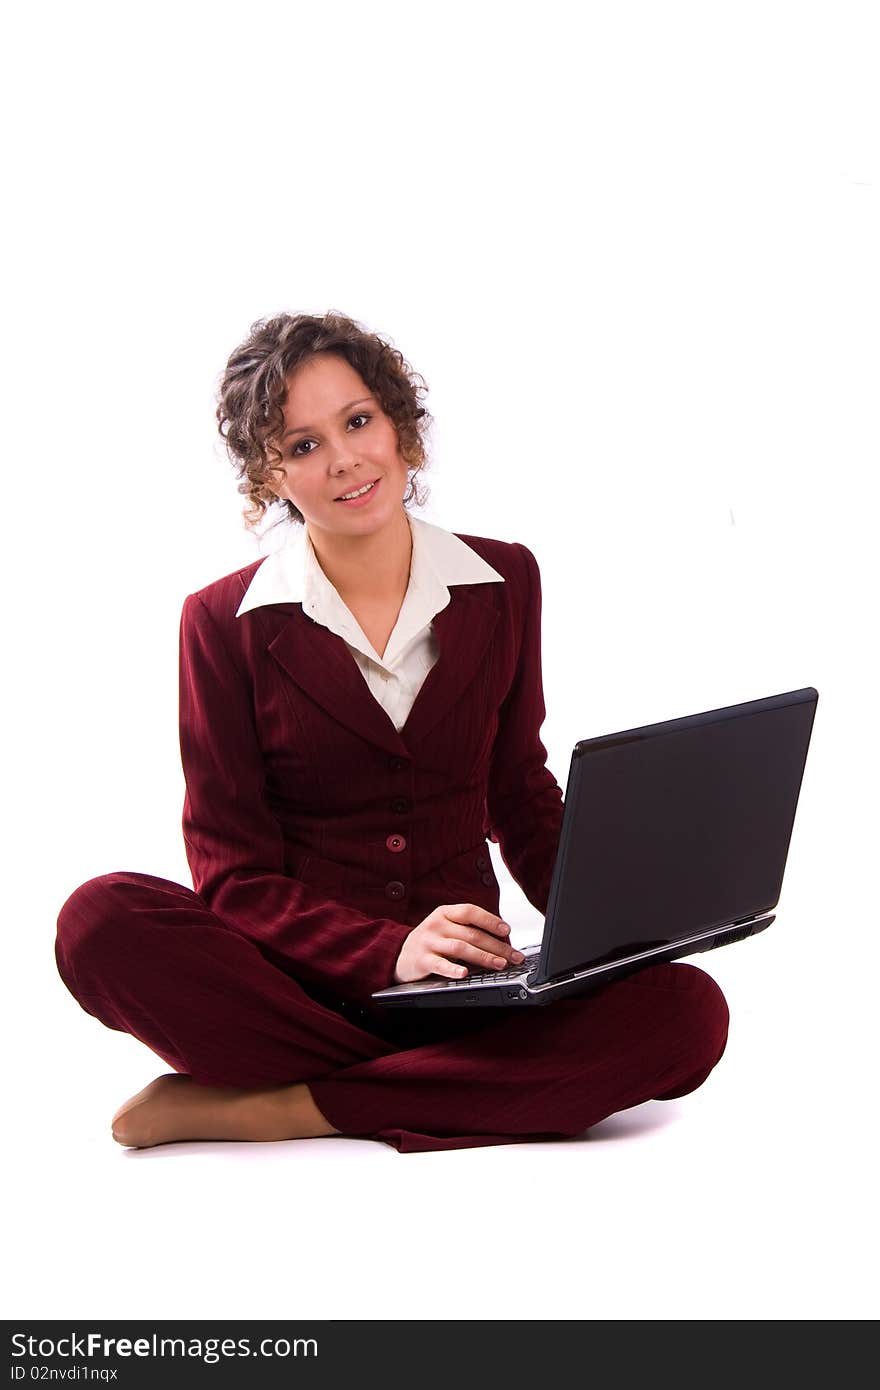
[178,592,413,1002]
[484,543,564,916]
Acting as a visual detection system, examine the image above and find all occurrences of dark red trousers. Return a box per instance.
[54,871,730,1153]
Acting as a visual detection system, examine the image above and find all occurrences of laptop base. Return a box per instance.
[373,913,775,1009]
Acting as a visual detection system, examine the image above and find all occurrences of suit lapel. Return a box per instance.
[257,587,499,755]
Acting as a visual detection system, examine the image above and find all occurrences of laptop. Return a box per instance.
[371,687,818,1009]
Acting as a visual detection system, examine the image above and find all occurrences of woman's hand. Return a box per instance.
[393,904,525,984]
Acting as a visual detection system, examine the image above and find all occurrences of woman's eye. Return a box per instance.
[290,413,370,457]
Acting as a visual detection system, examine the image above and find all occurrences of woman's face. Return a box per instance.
[267,351,410,538]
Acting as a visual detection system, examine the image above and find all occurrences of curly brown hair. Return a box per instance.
[215,310,433,530]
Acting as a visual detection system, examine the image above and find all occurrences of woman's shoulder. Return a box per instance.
[451,529,541,593]
[181,557,266,624]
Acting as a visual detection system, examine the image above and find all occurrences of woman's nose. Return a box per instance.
[328,439,360,470]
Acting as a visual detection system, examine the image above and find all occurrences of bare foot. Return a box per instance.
[111,1074,341,1148]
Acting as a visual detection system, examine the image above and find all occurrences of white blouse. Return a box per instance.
[235,513,505,731]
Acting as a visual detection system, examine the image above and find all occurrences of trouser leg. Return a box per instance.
[309,962,730,1152]
[54,871,396,1087]
[56,873,729,1154]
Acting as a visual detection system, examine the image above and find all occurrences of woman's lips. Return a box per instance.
[334,477,381,507]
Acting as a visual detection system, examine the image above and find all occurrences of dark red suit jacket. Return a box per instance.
[178,532,564,1014]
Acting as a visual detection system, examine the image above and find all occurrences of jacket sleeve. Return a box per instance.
[485,544,564,916]
[178,591,413,1002]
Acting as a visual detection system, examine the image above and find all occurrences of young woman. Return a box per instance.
[54,311,729,1153]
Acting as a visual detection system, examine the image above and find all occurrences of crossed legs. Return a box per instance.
[55,871,730,1153]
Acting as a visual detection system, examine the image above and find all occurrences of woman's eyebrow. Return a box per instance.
[281,396,375,441]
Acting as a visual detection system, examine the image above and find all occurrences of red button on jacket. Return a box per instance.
[386,834,407,853]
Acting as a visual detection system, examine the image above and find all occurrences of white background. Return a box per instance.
[4,0,877,1321]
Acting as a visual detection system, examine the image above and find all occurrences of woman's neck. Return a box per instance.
[306,508,413,607]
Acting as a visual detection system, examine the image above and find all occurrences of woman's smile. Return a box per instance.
[334,477,381,507]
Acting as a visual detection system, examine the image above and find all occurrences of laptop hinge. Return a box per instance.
[528,912,774,993]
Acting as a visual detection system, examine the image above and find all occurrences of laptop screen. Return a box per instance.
[541,689,817,979]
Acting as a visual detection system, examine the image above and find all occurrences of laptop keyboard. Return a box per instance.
[447,953,541,986]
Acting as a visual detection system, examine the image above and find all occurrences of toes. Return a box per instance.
[111,1113,142,1147]
[110,1074,179,1147]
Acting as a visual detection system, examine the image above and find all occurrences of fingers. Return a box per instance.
[436,905,526,973]
[443,904,512,940]
[428,953,469,980]
[439,938,525,973]
[397,904,526,984]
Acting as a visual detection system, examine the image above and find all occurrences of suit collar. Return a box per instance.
[235,513,504,619]
[235,514,505,755]
[258,587,499,755]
